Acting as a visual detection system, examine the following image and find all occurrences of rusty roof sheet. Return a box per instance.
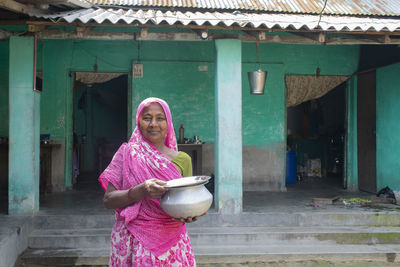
[37,8,400,32]
[87,0,400,16]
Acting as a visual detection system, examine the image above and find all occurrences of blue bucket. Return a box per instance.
[286,150,296,184]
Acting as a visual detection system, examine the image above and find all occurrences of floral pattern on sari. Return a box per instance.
[109,218,196,267]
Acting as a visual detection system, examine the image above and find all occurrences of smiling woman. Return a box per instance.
[139,103,175,158]
[99,97,198,266]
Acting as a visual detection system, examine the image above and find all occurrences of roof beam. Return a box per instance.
[290,32,326,43]
[244,30,266,41]
[0,0,39,15]
[0,20,398,44]
[19,0,91,8]
[7,29,395,45]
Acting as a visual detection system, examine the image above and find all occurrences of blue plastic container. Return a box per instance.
[286,150,297,184]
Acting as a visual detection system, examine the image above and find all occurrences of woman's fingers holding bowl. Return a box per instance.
[172,216,199,223]
[153,179,167,186]
[173,217,189,223]
[144,179,168,198]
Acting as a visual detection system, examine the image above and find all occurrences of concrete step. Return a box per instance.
[189,226,400,246]
[16,248,109,266]
[32,211,400,229]
[194,244,400,264]
[28,226,400,249]
[17,244,400,266]
[190,211,400,227]
[29,228,110,249]
[33,214,114,230]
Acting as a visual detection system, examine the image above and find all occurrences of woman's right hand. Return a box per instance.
[143,178,168,199]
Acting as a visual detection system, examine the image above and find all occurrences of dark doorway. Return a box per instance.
[357,71,376,193]
[286,82,347,189]
[73,74,128,188]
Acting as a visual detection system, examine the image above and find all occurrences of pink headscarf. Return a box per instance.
[99,97,186,257]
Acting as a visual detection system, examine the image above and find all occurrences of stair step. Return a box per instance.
[32,211,400,229]
[17,248,109,266]
[28,226,400,249]
[195,244,400,264]
[18,244,400,266]
[33,215,114,230]
[189,226,400,246]
[194,211,400,227]
[29,228,111,249]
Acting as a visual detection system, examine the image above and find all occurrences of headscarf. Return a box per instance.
[99,97,186,257]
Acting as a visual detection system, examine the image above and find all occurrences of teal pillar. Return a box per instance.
[9,36,40,214]
[345,76,358,191]
[214,39,242,214]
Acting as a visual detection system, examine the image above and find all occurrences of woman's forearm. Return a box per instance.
[103,183,146,210]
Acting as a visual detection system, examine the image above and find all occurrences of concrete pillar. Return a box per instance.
[214,39,242,214]
[9,36,40,214]
[345,76,358,191]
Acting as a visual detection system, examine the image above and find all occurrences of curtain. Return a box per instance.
[285,75,349,107]
[75,72,124,85]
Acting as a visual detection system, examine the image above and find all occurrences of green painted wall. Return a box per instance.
[132,61,215,141]
[1,39,360,145]
[243,43,359,76]
[1,35,360,190]
[0,40,9,137]
[41,40,74,141]
[376,62,400,191]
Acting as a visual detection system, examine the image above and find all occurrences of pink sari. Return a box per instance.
[99,97,195,266]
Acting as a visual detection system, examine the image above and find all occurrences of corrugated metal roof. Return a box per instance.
[36,8,400,32]
[87,0,400,17]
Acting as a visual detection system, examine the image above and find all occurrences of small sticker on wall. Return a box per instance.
[133,64,143,78]
[198,65,208,72]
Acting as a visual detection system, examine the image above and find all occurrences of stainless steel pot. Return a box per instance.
[160,183,213,218]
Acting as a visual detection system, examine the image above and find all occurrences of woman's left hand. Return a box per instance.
[173,212,207,223]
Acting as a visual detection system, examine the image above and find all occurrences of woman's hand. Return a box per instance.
[143,178,168,199]
[173,212,207,223]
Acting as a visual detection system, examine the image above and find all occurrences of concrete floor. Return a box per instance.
[1,173,398,215]
[36,174,400,215]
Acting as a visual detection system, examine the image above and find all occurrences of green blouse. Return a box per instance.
[171,151,193,177]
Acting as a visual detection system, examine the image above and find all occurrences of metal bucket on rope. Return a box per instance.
[248,40,267,95]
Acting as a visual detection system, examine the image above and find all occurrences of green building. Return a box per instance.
[1,0,400,215]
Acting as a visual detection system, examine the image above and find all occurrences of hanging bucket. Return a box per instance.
[248,70,267,95]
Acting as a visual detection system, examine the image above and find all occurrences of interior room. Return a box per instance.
[286,80,347,190]
[72,74,128,190]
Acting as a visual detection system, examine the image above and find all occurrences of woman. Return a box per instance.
[99,97,198,266]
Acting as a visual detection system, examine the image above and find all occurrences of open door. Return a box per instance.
[357,70,376,193]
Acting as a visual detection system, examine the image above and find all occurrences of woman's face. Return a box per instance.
[139,102,168,145]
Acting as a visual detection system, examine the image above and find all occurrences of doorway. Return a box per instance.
[73,74,128,189]
[286,82,347,190]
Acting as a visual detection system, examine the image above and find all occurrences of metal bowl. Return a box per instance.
[160,183,213,218]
